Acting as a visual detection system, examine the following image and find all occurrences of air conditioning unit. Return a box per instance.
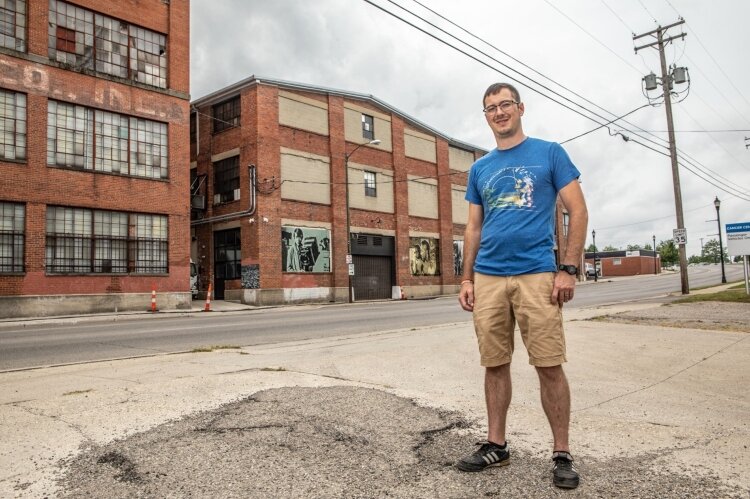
[233,188,241,200]
[191,195,206,210]
[213,193,222,204]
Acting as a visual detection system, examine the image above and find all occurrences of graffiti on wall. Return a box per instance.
[453,240,463,276]
[281,226,331,272]
[409,237,440,276]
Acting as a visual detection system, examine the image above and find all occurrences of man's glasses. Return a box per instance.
[483,100,518,114]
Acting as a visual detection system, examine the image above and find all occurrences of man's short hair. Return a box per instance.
[483,83,521,107]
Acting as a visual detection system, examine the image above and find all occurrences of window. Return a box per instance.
[0,202,24,273]
[46,206,168,274]
[362,114,374,140]
[364,171,376,197]
[190,112,196,143]
[129,117,168,179]
[0,89,26,161]
[48,1,167,89]
[129,25,167,88]
[132,213,168,273]
[1,0,26,52]
[613,258,622,265]
[214,228,241,279]
[213,156,240,204]
[47,100,168,179]
[212,97,240,133]
[562,212,569,237]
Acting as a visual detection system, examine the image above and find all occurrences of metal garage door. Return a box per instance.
[352,255,393,300]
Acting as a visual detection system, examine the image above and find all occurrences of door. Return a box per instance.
[352,255,393,300]
[213,228,241,300]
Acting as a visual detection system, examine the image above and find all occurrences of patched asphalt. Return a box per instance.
[59,386,747,498]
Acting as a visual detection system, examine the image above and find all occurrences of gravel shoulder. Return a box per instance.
[587,301,750,333]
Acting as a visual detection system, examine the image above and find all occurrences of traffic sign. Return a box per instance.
[727,222,750,254]
[673,228,687,245]
[346,254,352,264]
[348,263,355,276]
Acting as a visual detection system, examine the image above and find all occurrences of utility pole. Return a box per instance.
[634,19,690,294]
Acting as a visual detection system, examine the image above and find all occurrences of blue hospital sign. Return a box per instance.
[726,223,750,255]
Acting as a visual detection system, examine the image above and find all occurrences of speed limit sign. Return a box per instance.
[673,228,687,245]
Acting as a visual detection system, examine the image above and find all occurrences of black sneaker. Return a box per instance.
[455,441,510,472]
[552,451,580,489]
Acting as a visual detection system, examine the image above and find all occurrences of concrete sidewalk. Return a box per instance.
[1,303,749,497]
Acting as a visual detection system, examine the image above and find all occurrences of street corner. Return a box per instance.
[55,386,749,498]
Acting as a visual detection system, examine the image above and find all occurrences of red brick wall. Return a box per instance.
[587,256,661,277]
[0,0,190,297]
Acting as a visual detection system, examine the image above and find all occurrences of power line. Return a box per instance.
[540,0,642,75]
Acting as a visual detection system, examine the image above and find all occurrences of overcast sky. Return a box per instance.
[190,0,750,257]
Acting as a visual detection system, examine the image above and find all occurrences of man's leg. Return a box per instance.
[486,363,512,445]
[535,365,570,452]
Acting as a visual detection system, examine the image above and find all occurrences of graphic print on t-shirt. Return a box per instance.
[481,166,537,212]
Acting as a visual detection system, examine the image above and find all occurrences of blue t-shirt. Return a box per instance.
[465,137,580,276]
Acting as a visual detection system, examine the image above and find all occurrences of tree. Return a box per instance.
[688,254,703,264]
[735,255,745,263]
[626,244,642,251]
[603,245,619,251]
[586,243,597,253]
[644,243,653,251]
[702,239,728,263]
[657,240,678,266]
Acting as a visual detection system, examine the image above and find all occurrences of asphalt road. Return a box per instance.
[0,264,744,372]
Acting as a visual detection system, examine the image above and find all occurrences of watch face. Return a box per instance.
[559,265,577,275]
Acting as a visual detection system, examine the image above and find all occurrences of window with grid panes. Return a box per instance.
[48,0,167,89]
[0,202,25,273]
[362,114,374,140]
[0,0,26,52]
[364,171,377,197]
[190,112,196,143]
[213,156,240,204]
[47,100,168,179]
[0,88,26,161]
[45,206,168,274]
[212,97,240,133]
[132,213,168,273]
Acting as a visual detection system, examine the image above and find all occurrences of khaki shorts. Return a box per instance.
[472,272,566,367]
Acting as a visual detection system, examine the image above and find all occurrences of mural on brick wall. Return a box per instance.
[409,237,440,276]
[453,240,464,276]
[281,226,331,272]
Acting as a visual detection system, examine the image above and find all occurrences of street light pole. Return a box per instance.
[592,229,598,283]
[714,196,727,284]
[344,139,381,303]
[653,234,657,274]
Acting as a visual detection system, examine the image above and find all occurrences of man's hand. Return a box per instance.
[551,272,577,306]
[458,281,475,312]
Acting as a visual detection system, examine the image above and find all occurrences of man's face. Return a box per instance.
[484,88,524,139]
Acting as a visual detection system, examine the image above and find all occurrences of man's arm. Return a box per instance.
[459,203,483,312]
[551,179,588,305]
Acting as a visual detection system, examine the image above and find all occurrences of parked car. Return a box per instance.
[190,259,199,298]
[585,262,601,278]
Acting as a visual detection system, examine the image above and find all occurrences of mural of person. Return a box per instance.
[286,228,304,272]
[410,237,440,276]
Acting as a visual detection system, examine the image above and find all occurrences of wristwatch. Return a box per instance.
[558,264,578,275]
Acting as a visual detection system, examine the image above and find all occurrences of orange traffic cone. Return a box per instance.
[150,287,158,312]
[204,282,212,312]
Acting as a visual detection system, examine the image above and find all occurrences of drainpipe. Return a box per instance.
[190,164,257,226]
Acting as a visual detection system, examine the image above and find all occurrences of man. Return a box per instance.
[456,82,588,490]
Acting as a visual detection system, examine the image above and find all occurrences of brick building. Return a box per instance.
[584,250,661,277]
[0,0,190,318]
[190,76,573,305]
